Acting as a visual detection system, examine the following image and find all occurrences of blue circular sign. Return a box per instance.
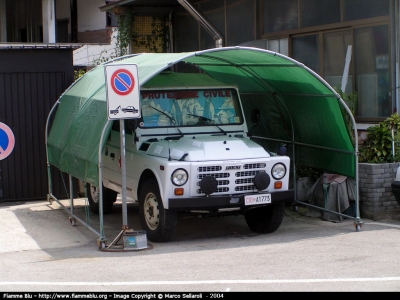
[0,122,15,160]
[111,69,135,96]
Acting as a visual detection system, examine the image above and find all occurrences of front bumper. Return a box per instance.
[169,189,294,211]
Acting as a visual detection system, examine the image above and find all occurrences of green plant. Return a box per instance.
[74,69,86,81]
[92,9,135,66]
[359,113,400,163]
[92,13,168,66]
[115,9,135,57]
[132,16,168,53]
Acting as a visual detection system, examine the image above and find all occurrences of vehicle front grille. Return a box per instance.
[198,173,229,179]
[244,163,266,169]
[236,171,257,177]
[198,166,222,172]
[197,187,229,194]
[193,162,269,195]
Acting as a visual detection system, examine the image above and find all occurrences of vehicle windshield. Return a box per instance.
[140,88,243,128]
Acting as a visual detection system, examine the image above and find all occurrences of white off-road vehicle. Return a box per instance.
[86,74,294,242]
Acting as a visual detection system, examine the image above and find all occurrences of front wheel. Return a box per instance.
[245,203,285,233]
[139,178,177,242]
[86,183,117,215]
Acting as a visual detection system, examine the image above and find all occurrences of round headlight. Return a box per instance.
[171,169,188,186]
[271,163,286,180]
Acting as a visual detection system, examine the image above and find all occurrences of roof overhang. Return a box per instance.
[99,0,185,15]
[0,43,83,50]
[99,0,222,45]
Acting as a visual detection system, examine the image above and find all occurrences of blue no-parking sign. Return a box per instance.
[105,64,141,120]
[0,122,15,160]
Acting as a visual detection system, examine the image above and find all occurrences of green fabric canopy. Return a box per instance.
[46,47,356,188]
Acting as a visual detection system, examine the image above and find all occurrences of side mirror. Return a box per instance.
[276,144,287,156]
[251,108,260,124]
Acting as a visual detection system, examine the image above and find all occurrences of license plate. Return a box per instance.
[244,194,271,206]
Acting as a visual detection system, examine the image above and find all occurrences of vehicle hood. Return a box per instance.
[146,135,270,161]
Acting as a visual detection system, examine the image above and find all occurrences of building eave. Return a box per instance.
[0,43,83,50]
[99,0,197,15]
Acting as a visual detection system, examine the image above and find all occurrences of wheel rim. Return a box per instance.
[144,192,160,230]
[90,185,99,203]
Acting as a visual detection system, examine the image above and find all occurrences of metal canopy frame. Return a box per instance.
[45,47,363,249]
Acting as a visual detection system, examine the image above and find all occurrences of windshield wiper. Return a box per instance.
[149,105,183,137]
[187,113,226,135]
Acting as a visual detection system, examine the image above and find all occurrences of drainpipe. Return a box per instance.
[177,0,223,48]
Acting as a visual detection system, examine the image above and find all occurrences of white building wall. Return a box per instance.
[73,27,118,66]
[78,0,107,32]
[74,0,117,66]
[55,0,109,36]
[53,0,117,66]
[56,0,107,34]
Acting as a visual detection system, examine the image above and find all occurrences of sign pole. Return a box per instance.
[120,119,128,229]
[104,63,147,251]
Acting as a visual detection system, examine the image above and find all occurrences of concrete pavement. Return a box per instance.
[1,197,400,292]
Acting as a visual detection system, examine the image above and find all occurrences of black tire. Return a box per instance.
[86,183,117,215]
[244,203,285,233]
[139,178,177,242]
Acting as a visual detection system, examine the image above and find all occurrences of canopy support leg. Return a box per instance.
[68,175,77,226]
